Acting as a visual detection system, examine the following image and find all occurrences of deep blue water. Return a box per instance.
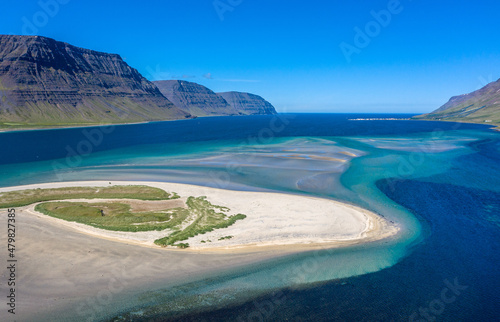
[0,113,484,167]
[0,114,498,321]
[183,164,500,321]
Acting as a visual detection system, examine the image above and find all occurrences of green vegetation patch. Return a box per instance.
[0,185,179,208]
[154,196,246,247]
[174,243,190,249]
[31,193,246,249]
[35,201,189,232]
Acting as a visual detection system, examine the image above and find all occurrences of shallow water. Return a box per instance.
[0,114,498,320]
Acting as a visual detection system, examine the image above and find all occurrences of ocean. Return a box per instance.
[0,114,498,321]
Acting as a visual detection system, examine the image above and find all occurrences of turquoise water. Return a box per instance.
[1,114,498,320]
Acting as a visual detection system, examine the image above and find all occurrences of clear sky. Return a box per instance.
[1,0,499,113]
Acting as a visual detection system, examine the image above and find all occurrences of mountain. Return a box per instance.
[0,35,191,127]
[153,80,240,116]
[217,91,277,115]
[154,80,278,117]
[414,78,500,126]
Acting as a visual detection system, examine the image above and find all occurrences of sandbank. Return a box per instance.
[0,180,398,252]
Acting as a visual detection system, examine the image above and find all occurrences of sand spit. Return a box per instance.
[1,181,398,251]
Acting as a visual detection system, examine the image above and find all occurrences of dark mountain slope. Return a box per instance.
[217,91,277,115]
[154,80,239,116]
[0,35,190,127]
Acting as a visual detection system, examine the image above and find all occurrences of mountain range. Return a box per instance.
[153,80,276,117]
[153,80,238,117]
[6,35,495,130]
[0,35,277,129]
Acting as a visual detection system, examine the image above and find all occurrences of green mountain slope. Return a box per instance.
[414,78,500,126]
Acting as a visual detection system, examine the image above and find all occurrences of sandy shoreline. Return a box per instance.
[0,180,398,252]
[0,180,401,321]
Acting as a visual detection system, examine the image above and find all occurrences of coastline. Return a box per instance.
[0,113,280,133]
[0,120,170,133]
[1,116,498,134]
[410,117,500,130]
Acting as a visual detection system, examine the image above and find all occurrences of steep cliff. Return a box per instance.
[414,78,500,126]
[0,35,190,126]
[154,80,239,116]
[217,91,277,115]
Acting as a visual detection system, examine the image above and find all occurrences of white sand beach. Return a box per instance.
[1,180,398,251]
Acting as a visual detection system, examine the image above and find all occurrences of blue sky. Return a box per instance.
[1,0,500,113]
